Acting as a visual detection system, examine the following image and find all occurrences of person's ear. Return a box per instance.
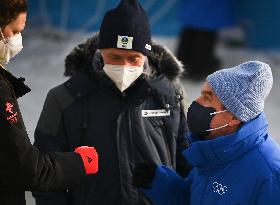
[228,115,242,127]
[99,49,106,63]
[99,49,104,57]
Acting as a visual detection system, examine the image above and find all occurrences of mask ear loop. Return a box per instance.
[206,124,229,132]
[0,28,8,45]
[0,28,5,40]
[210,110,228,116]
[206,110,229,131]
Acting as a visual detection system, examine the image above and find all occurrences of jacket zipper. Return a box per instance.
[162,124,172,166]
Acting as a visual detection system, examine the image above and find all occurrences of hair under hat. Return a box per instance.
[98,0,152,56]
[207,61,273,122]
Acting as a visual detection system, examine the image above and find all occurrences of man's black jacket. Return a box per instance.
[33,34,191,205]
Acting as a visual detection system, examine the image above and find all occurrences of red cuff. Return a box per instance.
[74,146,98,174]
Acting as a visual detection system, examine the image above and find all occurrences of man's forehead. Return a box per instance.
[202,81,227,109]
[102,48,144,56]
[201,81,214,93]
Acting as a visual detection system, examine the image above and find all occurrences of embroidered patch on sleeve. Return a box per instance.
[5,102,18,124]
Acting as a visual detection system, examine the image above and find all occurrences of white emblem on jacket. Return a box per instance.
[142,109,170,117]
[213,181,228,195]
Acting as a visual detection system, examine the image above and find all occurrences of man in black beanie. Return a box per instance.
[33,0,191,205]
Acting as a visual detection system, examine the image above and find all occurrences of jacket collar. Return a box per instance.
[63,70,99,100]
[0,65,31,98]
[183,113,269,169]
[64,68,180,110]
[63,33,184,106]
[64,33,184,82]
[146,74,182,109]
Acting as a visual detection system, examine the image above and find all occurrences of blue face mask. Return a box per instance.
[187,101,228,140]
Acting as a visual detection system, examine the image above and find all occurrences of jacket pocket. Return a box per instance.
[146,117,172,165]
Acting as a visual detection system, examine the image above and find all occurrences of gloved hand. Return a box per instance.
[132,161,157,189]
[74,146,98,174]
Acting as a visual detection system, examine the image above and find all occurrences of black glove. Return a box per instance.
[132,161,157,189]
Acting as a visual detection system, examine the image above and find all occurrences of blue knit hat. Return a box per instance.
[207,61,273,122]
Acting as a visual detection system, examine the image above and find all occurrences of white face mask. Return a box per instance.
[0,28,23,66]
[103,64,144,92]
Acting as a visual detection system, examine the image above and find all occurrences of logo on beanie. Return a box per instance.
[117,35,133,49]
[121,37,128,45]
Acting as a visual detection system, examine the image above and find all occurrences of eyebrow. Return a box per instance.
[108,53,121,57]
[107,53,142,59]
[129,54,141,58]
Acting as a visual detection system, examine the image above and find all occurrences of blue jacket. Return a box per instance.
[179,0,236,30]
[142,113,280,205]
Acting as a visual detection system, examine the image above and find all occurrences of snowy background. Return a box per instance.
[6,31,279,204]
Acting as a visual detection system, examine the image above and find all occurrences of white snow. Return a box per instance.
[5,31,279,204]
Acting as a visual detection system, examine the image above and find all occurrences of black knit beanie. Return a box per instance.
[98,0,152,56]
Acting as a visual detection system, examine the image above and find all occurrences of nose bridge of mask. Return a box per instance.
[111,65,124,71]
[110,65,125,81]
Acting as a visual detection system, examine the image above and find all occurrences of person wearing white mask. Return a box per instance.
[0,1,99,205]
[33,0,191,205]
[0,24,23,66]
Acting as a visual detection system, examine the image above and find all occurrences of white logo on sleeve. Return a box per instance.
[117,35,133,49]
[145,44,151,51]
[142,109,170,117]
[213,181,228,195]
